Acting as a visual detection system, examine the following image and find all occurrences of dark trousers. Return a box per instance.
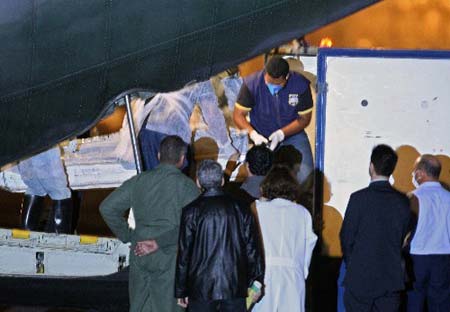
[344,289,401,312]
[188,298,246,312]
[407,254,450,312]
[139,129,189,171]
[138,129,167,171]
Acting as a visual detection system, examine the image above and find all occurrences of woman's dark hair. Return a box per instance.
[260,166,300,201]
[273,145,302,171]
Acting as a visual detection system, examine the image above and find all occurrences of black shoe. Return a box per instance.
[46,198,73,234]
[20,194,45,231]
[71,190,82,234]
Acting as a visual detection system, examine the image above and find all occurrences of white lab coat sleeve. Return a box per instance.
[303,210,318,279]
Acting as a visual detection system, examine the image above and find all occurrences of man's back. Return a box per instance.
[130,164,198,241]
[100,163,199,245]
[411,181,450,255]
[175,189,264,301]
[341,181,411,297]
[100,163,199,312]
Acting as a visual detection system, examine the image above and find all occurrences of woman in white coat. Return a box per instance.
[252,166,317,312]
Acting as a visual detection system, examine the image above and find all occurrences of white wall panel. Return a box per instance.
[322,54,450,217]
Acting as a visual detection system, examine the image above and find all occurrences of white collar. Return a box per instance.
[418,181,441,188]
[370,177,389,184]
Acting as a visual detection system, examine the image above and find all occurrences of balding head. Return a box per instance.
[415,154,441,181]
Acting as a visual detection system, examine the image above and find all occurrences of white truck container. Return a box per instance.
[316,49,450,220]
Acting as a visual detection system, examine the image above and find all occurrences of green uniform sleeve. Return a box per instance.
[99,176,136,243]
[155,178,199,249]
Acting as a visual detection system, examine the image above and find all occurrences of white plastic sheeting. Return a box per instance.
[322,54,450,217]
[17,146,71,200]
[115,80,232,163]
[0,78,246,192]
[143,80,228,146]
[0,134,137,192]
[221,76,243,110]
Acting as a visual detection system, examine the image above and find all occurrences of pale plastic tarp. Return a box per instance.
[221,75,243,110]
[115,80,238,164]
[17,146,71,200]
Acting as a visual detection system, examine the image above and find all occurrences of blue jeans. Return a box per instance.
[337,261,346,312]
[407,254,450,312]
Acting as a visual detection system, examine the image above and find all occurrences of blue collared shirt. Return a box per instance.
[236,71,313,138]
[411,181,450,255]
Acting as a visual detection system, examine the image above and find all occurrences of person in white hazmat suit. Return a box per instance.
[18,145,73,233]
[115,79,237,170]
[253,166,317,312]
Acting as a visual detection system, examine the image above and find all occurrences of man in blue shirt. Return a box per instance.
[407,155,450,312]
[233,56,314,194]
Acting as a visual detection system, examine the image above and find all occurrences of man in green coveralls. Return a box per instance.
[100,135,200,312]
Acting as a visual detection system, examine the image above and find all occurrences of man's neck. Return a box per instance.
[160,161,182,169]
[370,175,389,183]
[419,177,439,185]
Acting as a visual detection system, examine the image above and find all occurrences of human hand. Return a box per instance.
[250,130,268,145]
[268,129,285,150]
[177,297,189,308]
[134,239,159,256]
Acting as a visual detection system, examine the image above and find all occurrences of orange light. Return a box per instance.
[319,37,333,48]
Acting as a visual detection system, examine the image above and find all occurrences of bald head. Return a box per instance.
[415,154,441,180]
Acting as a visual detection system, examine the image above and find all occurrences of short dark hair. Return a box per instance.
[261,166,300,201]
[416,154,441,179]
[273,145,302,171]
[246,145,273,176]
[197,160,223,190]
[265,56,289,79]
[370,144,398,176]
[159,135,187,164]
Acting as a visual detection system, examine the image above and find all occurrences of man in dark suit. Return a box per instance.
[340,144,412,312]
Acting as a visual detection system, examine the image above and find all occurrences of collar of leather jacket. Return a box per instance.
[203,187,224,197]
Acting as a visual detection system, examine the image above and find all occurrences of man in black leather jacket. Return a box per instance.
[175,160,265,312]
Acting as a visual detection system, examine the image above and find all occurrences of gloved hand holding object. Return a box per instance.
[250,130,268,146]
[269,129,285,150]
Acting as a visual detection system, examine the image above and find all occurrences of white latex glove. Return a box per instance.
[269,129,285,150]
[250,130,268,145]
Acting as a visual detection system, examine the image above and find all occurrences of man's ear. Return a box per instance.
[415,168,423,182]
[369,162,375,176]
[177,154,185,168]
